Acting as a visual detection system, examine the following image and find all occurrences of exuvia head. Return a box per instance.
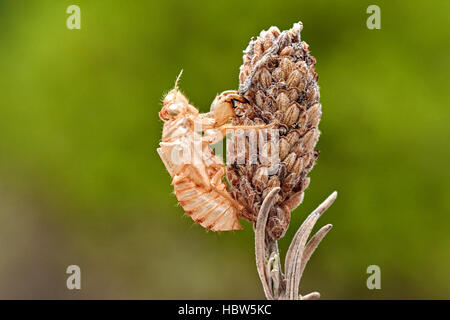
[159,70,192,121]
[159,88,190,121]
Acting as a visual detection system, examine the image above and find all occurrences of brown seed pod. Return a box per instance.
[226,22,322,240]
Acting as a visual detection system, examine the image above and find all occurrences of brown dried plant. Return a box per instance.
[226,22,337,299]
[227,22,322,240]
[158,22,337,300]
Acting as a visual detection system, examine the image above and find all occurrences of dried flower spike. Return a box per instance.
[227,22,322,240]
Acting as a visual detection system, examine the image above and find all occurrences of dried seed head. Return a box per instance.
[276,92,290,111]
[227,22,322,240]
[255,91,265,106]
[283,103,300,126]
[292,157,304,176]
[302,129,319,151]
[282,173,298,193]
[281,57,295,75]
[297,113,308,134]
[259,67,272,88]
[267,175,280,188]
[306,103,322,127]
[253,166,269,192]
[288,88,299,101]
[286,70,302,88]
[286,130,300,146]
[272,68,285,82]
[282,152,297,172]
[279,138,290,160]
[280,46,294,56]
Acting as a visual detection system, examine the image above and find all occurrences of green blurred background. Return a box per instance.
[0,0,449,299]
